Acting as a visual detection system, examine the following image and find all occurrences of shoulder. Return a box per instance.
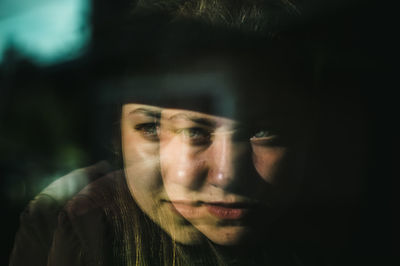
[56,169,129,250]
[48,171,128,266]
[19,161,112,228]
[23,161,112,218]
[10,161,112,266]
[63,169,126,219]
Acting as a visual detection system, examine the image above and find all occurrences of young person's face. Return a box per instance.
[121,104,204,244]
[159,108,290,245]
[121,56,304,245]
[122,103,295,246]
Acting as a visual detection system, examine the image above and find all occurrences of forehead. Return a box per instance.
[161,108,236,128]
[122,104,237,126]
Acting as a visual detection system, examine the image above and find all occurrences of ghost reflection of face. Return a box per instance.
[121,104,204,244]
[159,108,289,245]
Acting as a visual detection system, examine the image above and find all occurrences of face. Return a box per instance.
[121,104,204,244]
[159,108,290,245]
[121,56,303,246]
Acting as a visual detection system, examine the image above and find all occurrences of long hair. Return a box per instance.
[93,171,223,266]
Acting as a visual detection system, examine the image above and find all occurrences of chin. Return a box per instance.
[197,225,253,246]
[161,224,206,245]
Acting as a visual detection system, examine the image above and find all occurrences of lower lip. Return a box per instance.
[169,202,202,219]
[205,205,248,220]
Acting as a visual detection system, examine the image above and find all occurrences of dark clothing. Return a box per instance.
[9,161,111,266]
[48,172,119,266]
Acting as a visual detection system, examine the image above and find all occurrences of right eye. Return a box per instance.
[252,130,274,139]
[134,122,160,141]
[250,129,281,146]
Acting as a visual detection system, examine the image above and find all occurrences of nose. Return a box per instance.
[206,133,249,189]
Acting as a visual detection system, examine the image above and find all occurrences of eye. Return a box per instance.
[178,127,212,145]
[250,129,281,146]
[134,122,160,141]
[252,130,274,139]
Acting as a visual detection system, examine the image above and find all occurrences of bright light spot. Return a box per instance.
[178,170,185,178]
[0,0,90,65]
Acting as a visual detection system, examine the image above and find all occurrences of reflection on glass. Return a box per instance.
[159,108,290,246]
[121,102,296,248]
[122,104,205,244]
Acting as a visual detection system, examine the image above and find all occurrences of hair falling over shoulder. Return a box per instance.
[105,173,224,266]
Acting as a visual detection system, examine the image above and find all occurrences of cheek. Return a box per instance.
[122,126,161,189]
[123,142,159,169]
[251,145,286,183]
[121,124,159,165]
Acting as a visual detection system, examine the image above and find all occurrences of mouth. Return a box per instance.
[163,200,261,220]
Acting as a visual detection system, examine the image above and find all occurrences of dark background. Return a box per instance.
[0,0,395,265]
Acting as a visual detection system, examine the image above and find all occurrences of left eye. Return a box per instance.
[134,123,160,140]
[179,127,211,145]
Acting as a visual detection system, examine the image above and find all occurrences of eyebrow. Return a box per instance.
[129,108,161,119]
[168,113,217,128]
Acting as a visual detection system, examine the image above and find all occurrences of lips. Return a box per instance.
[168,201,256,220]
[205,203,251,220]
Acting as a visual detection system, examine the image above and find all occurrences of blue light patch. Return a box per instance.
[0,0,90,66]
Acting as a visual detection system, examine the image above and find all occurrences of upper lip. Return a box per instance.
[166,200,262,208]
[205,202,258,208]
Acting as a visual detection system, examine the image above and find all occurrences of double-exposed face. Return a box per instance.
[120,54,304,245]
[121,102,295,245]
